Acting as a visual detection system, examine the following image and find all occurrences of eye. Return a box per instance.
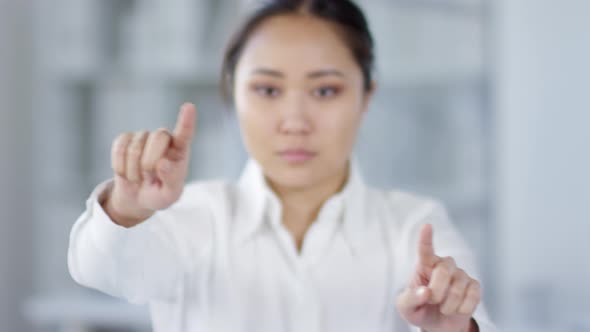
[313,86,340,98]
[253,85,281,98]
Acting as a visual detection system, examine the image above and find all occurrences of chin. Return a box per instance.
[266,161,322,190]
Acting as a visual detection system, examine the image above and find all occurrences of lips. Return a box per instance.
[277,149,317,164]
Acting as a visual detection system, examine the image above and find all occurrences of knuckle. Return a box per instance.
[449,288,463,299]
[443,256,456,267]
[472,279,481,289]
[469,280,481,293]
[468,287,481,301]
[155,127,170,134]
[155,129,172,142]
[145,130,164,147]
[113,133,131,151]
[454,268,467,280]
[114,146,127,156]
[458,305,472,315]
[135,130,149,141]
[128,133,147,154]
[115,132,131,141]
[127,146,143,157]
[114,145,128,157]
[437,265,451,278]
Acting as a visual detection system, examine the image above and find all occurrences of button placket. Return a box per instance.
[301,201,343,266]
[292,260,322,332]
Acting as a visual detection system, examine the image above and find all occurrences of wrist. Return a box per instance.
[101,187,154,228]
[423,318,478,332]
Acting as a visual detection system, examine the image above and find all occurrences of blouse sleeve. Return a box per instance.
[67,179,215,304]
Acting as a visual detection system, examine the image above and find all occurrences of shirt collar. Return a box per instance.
[234,158,368,253]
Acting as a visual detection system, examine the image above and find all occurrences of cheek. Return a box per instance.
[236,89,260,128]
[317,107,362,148]
[237,103,277,155]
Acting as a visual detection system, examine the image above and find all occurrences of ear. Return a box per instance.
[361,80,377,113]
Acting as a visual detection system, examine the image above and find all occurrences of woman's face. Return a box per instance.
[234,14,373,189]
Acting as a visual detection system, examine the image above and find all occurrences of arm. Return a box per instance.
[67,179,213,304]
[68,103,211,304]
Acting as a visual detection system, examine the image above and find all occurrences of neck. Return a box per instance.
[267,162,350,249]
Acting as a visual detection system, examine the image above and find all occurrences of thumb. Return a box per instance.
[156,158,184,188]
[397,286,431,313]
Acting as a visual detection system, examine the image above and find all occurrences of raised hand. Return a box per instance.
[396,224,481,332]
[103,103,197,227]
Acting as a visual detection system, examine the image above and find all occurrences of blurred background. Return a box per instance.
[0,0,588,331]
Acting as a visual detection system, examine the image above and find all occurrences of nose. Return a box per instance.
[278,92,312,135]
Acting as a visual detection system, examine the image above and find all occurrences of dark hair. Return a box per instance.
[220,0,375,103]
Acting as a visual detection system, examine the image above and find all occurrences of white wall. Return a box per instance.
[493,0,590,330]
[0,0,34,331]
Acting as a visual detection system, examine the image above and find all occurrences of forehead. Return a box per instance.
[236,14,359,75]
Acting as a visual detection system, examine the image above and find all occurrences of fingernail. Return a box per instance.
[416,286,427,297]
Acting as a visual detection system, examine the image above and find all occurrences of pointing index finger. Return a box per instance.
[418,223,438,265]
[172,102,197,151]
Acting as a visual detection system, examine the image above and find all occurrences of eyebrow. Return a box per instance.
[251,68,284,78]
[307,69,345,79]
[250,68,346,79]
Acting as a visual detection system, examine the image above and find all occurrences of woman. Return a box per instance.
[68,1,496,331]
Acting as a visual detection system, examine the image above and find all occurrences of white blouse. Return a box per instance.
[68,159,496,332]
